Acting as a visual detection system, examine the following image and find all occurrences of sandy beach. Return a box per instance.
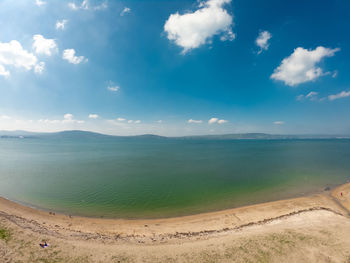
[1,183,350,262]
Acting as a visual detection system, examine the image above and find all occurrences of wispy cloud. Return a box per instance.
[297,91,319,101]
[88,114,99,119]
[273,121,284,125]
[68,0,107,11]
[121,7,131,16]
[271,46,339,86]
[256,30,271,54]
[107,85,120,92]
[56,20,68,30]
[328,90,350,101]
[35,0,45,7]
[188,119,203,124]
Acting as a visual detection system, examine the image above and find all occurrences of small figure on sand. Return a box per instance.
[39,241,49,248]
[341,192,343,197]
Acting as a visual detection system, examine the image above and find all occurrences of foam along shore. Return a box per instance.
[1,183,350,262]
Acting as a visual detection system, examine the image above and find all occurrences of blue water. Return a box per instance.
[0,137,349,218]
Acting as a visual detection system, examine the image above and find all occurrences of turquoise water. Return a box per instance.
[0,137,350,218]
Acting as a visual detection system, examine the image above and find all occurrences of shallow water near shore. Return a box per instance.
[0,137,349,218]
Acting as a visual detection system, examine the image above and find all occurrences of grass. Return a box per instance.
[0,227,11,242]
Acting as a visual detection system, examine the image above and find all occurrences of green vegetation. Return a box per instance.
[0,227,11,242]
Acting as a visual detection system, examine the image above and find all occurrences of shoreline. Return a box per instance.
[1,183,350,240]
[2,183,350,262]
[1,181,342,221]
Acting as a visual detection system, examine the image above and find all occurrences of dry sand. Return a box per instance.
[1,183,350,262]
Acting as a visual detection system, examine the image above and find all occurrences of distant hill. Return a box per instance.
[0,130,349,140]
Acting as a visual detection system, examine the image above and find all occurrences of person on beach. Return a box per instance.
[39,242,48,248]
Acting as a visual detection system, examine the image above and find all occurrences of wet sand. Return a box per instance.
[1,183,350,262]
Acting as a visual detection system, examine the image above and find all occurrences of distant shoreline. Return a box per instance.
[1,129,350,140]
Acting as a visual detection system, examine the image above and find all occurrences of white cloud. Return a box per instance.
[107,85,120,92]
[0,64,10,77]
[35,0,45,6]
[271,46,340,86]
[0,40,44,77]
[38,114,84,125]
[68,2,78,9]
[117,117,126,122]
[134,120,141,124]
[34,61,45,74]
[62,49,87,64]
[157,120,163,123]
[128,120,133,123]
[188,119,203,124]
[88,114,99,119]
[64,113,73,120]
[256,30,271,54]
[56,20,68,30]
[328,90,350,101]
[32,35,58,56]
[208,117,219,124]
[121,7,131,16]
[217,119,228,124]
[68,1,107,11]
[305,91,318,98]
[164,0,234,53]
[297,91,319,101]
[273,121,284,125]
[208,117,227,124]
[68,0,88,10]
[0,115,11,120]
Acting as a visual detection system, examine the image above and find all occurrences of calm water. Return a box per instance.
[0,137,350,218]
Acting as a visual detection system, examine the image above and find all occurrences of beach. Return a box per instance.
[1,183,350,262]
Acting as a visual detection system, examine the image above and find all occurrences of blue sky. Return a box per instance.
[0,0,349,136]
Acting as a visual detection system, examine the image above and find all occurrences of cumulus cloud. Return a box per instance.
[62,49,87,64]
[56,20,68,30]
[88,114,99,119]
[188,119,203,124]
[0,40,45,77]
[208,117,219,124]
[256,30,271,54]
[164,0,234,53]
[273,121,284,125]
[157,120,163,123]
[35,0,45,6]
[107,85,120,92]
[128,120,133,123]
[208,117,228,124]
[121,7,131,16]
[134,120,141,124]
[328,90,350,101]
[217,119,228,124]
[117,117,126,122]
[271,46,340,86]
[32,35,58,56]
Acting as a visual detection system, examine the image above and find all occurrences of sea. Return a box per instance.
[0,136,349,218]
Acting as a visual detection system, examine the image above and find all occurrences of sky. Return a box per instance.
[0,0,349,136]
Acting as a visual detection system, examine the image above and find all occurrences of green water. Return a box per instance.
[0,137,349,218]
